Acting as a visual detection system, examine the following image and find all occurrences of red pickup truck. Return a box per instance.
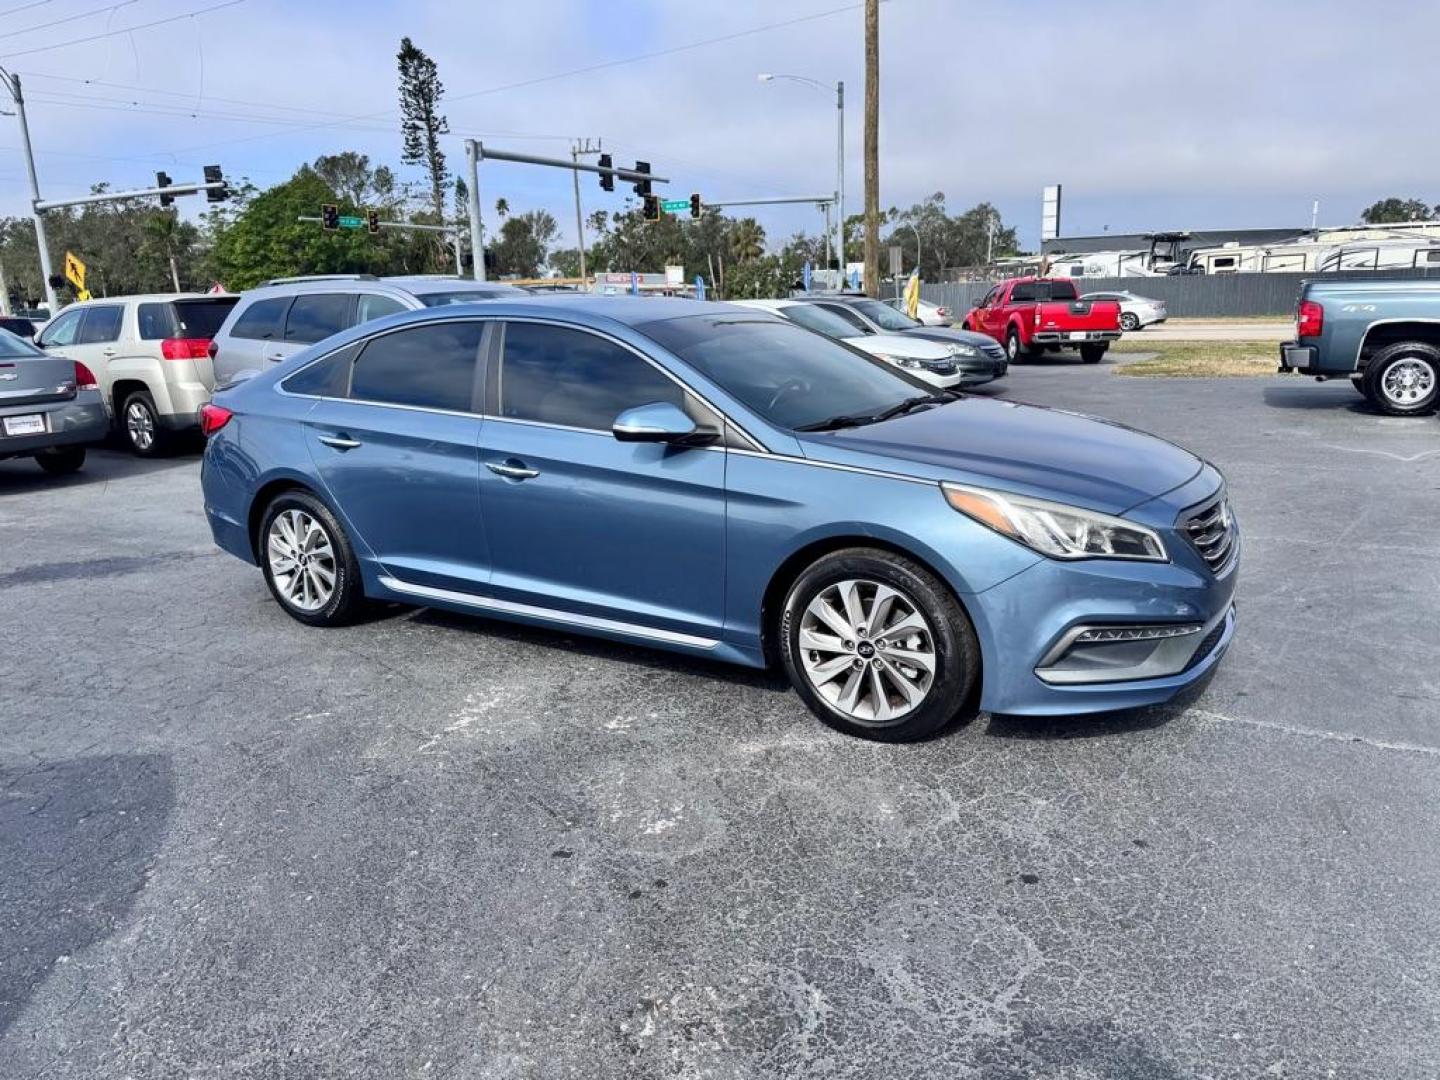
[961,276,1122,364]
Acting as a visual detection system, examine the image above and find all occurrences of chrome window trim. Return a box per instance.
[726,447,936,486]
[494,316,767,452]
[377,575,719,649]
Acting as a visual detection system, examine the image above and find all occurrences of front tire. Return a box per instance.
[780,548,980,742]
[1005,327,1025,364]
[1362,342,1439,416]
[121,390,165,456]
[259,491,367,626]
[35,446,85,474]
[1080,344,1108,364]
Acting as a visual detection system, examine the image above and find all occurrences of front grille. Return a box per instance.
[928,361,957,375]
[979,341,1006,361]
[1180,494,1237,575]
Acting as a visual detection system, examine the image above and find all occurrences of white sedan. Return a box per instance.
[732,298,966,389]
[1080,290,1167,332]
[882,296,952,326]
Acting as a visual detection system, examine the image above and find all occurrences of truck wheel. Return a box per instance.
[1080,344,1108,364]
[1005,328,1025,363]
[1362,342,1440,416]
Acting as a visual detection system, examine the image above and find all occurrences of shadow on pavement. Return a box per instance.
[0,753,175,1037]
[0,443,199,498]
[1260,385,1373,413]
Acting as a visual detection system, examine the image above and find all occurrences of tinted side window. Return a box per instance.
[499,322,683,431]
[283,342,358,398]
[138,303,178,340]
[356,293,407,323]
[38,308,83,347]
[77,305,124,344]
[816,304,871,333]
[1009,282,1040,302]
[229,297,291,340]
[285,293,353,344]
[350,321,483,412]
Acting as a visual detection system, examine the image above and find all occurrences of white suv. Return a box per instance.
[36,293,238,455]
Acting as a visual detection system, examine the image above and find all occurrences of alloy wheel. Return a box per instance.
[126,400,155,451]
[798,578,936,726]
[266,509,337,612]
[1381,358,1435,407]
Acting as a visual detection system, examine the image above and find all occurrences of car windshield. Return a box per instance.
[0,328,42,358]
[639,314,935,431]
[415,288,519,306]
[779,303,866,339]
[851,299,921,331]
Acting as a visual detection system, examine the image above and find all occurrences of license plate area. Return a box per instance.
[3,413,46,437]
[1068,331,1088,341]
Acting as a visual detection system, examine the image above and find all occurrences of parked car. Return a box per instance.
[0,316,38,340]
[731,298,969,389]
[961,277,1122,363]
[0,328,109,474]
[35,293,238,455]
[1279,278,1440,415]
[791,295,1008,385]
[200,297,1238,742]
[1079,290,1168,332]
[210,275,527,387]
[882,296,951,326]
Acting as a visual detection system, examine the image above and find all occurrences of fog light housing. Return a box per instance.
[1036,622,1205,685]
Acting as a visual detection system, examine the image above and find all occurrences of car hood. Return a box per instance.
[846,333,952,360]
[797,396,1203,515]
[899,327,1001,350]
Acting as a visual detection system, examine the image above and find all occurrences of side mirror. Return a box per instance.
[612,401,709,445]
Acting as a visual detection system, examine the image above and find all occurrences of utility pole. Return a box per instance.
[1,67,59,314]
[464,139,486,282]
[986,210,997,264]
[0,257,11,316]
[570,138,602,280]
[862,0,880,297]
[836,79,846,277]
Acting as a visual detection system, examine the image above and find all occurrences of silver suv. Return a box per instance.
[35,293,239,455]
[210,275,525,387]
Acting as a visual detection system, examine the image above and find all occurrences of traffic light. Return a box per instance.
[597,153,614,192]
[321,204,339,231]
[690,193,702,219]
[156,172,174,208]
[642,194,660,222]
[203,164,229,203]
[632,161,651,197]
[366,208,381,235]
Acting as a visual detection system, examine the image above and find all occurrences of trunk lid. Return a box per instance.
[0,353,78,410]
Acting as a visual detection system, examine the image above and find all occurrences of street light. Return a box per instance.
[0,65,58,314]
[758,72,845,283]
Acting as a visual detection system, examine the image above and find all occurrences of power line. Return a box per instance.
[0,0,52,18]
[4,0,141,39]
[0,0,246,60]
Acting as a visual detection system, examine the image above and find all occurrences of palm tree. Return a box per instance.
[495,197,509,219]
[729,217,765,263]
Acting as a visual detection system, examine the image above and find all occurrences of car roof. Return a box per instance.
[58,292,224,307]
[381,276,527,294]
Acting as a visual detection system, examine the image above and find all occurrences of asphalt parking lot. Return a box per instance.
[3,362,1437,1079]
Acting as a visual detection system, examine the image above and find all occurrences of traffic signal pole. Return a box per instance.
[1,67,59,315]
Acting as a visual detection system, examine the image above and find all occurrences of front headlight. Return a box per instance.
[876,352,923,369]
[942,482,1168,561]
[947,343,980,358]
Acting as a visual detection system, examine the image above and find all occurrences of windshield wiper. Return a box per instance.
[870,394,952,422]
[793,412,879,432]
[794,394,951,433]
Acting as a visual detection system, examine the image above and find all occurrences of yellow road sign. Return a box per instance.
[76,288,93,301]
[64,251,87,290]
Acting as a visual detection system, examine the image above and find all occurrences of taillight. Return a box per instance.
[198,402,233,436]
[936,307,948,317]
[73,360,98,390]
[206,340,219,360]
[161,337,212,360]
[1296,300,1323,338]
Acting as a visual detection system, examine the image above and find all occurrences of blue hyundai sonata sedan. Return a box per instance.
[200,296,1237,741]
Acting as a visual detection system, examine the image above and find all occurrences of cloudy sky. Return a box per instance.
[1,0,1435,252]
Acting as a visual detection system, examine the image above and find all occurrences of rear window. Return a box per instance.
[1011,281,1078,302]
[171,299,237,338]
[285,293,353,344]
[229,297,292,340]
[0,328,42,357]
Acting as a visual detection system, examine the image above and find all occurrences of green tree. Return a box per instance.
[728,218,766,262]
[883,195,1016,278]
[1360,197,1435,224]
[491,210,560,277]
[397,37,450,221]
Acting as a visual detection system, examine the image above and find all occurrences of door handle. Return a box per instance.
[102,347,117,357]
[318,434,361,450]
[486,460,539,480]
[266,352,286,363]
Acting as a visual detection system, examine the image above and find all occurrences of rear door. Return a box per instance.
[213,296,291,384]
[301,319,491,594]
[277,292,355,363]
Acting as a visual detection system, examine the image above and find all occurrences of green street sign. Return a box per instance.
[660,199,689,213]
[337,215,364,229]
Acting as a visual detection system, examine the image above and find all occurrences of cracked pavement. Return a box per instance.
[1,364,1437,1078]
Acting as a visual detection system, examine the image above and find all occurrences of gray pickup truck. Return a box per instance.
[1279,278,1440,415]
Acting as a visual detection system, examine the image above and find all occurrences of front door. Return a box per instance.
[476,319,727,644]
[302,320,491,594]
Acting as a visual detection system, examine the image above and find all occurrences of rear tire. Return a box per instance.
[779,547,980,743]
[1119,312,1140,332]
[1080,344,1108,364]
[35,446,85,474]
[1361,342,1439,416]
[259,490,367,626]
[121,390,165,456]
